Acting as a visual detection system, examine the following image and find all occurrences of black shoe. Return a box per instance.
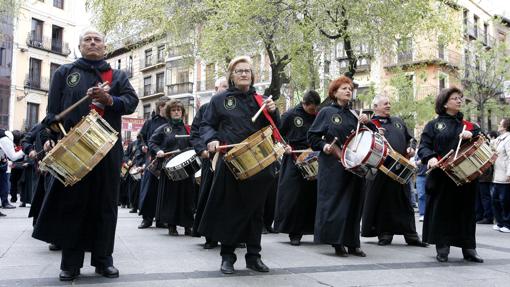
[246,258,269,272]
[95,266,119,278]
[10,196,17,203]
[476,218,493,224]
[0,211,5,217]
[59,269,80,281]
[129,208,138,213]
[19,203,26,207]
[204,241,219,249]
[436,254,448,262]
[378,239,392,246]
[261,226,268,234]
[290,238,301,246]
[221,260,235,274]
[155,222,168,228]
[138,219,152,229]
[236,243,246,248]
[348,247,367,257]
[48,243,61,251]
[407,240,429,247]
[334,245,348,257]
[463,249,484,263]
[2,204,15,209]
[168,226,178,236]
[184,227,192,236]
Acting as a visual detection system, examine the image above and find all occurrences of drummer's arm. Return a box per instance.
[0,137,24,161]
[307,110,328,152]
[200,98,220,146]
[105,70,139,115]
[148,129,164,157]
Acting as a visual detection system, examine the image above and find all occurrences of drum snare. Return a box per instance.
[295,149,319,180]
[341,127,388,177]
[164,150,201,181]
[378,150,416,184]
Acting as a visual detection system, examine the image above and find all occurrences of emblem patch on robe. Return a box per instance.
[224,96,236,110]
[66,72,81,87]
[434,122,446,131]
[164,126,172,134]
[394,122,403,129]
[294,116,304,127]
[331,114,342,125]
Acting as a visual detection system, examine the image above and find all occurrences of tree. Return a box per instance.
[460,40,510,130]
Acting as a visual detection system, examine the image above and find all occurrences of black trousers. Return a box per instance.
[61,248,113,271]
[220,243,261,262]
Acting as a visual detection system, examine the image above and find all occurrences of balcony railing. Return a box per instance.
[196,79,215,92]
[464,21,478,39]
[140,56,165,70]
[385,44,462,69]
[139,86,164,98]
[24,74,49,91]
[167,82,193,95]
[26,33,71,56]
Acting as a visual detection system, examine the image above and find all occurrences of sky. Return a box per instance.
[484,0,510,18]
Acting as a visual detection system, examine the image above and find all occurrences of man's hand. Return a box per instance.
[43,140,55,152]
[359,113,369,124]
[156,150,165,158]
[87,85,113,106]
[427,157,439,169]
[323,143,332,155]
[207,140,220,152]
[284,145,292,155]
[28,150,37,159]
[461,130,473,140]
[406,147,416,157]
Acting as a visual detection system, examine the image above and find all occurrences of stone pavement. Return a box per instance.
[1,206,509,287]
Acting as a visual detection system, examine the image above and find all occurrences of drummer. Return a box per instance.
[361,95,427,247]
[149,100,194,236]
[33,28,139,281]
[190,77,228,249]
[418,87,483,263]
[307,75,374,257]
[128,134,145,214]
[274,90,320,246]
[199,56,281,274]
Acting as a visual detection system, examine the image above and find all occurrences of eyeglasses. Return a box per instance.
[234,69,252,75]
[449,96,464,102]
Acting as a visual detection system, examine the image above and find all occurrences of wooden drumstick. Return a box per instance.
[353,109,363,152]
[425,149,454,175]
[251,95,273,123]
[175,135,191,138]
[290,149,312,153]
[217,142,249,149]
[162,149,181,157]
[326,137,338,153]
[454,125,466,160]
[55,81,109,121]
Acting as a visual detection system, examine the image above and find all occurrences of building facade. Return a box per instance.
[0,10,14,129]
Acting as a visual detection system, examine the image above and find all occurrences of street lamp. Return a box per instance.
[16,86,29,101]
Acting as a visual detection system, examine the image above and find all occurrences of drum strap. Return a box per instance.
[90,69,113,117]
[184,124,191,135]
[462,120,474,131]
[254,94,283,143]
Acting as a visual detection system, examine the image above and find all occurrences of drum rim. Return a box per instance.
[341,127,386,169]
[225,126,273,158]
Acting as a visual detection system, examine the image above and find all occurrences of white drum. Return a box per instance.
[129,166,142,181]
[164,150,202,181]
[341,127,388,176]
[195,169,202,185]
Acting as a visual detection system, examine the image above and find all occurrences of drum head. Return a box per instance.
[166,150,196,170]
[195,169,201,178]
[343,129,373,168]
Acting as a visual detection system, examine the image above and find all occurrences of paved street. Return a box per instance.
[1,206,509,287]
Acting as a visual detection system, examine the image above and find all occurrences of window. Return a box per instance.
[53,0,64,9]
[26,103,39,130]
[31,18,43,43]
[143,76,151,96]
[484,23,488,44]
[143,104,151,120]
[28,58,42,89]
[117,59,121,70]
[438,42,445,60]
[50,63,60,83]
[156,73,164,93]
[324,60,330,74]
[397,37,413,63]
[473,15,479,38]
[51,25,63,53]
[144,49,152,67]
[157,45,165,62]
[205,64,215,90]
[464,49,470,78]
[0,48,5,66]
[463,10,468,27]
[439,74,447,91]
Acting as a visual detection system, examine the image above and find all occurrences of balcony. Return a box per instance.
[338,57,371,74]
[139,56,165,72]
[385,44,462,69]
[139,86,164,99]
[167,82,193,96]
[24,74,49,91]
[464,21,478,39]
[196,79,215,92]
[26,33,71,56]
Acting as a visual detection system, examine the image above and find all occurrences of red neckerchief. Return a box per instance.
[184,124,191,135]
[462,120,474,131]
[90,69,113,117]
[253,94,283,143]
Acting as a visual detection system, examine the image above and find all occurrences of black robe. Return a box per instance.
[138,115,168,218]
[151,121,195,227]
[190,103,214,237]
[198,86,280,245]
[127,139,144,209]
[32,58,139,255]
[418,112,480,248]
[274,105,317,235]
[361,116,418,238]
[307,103,376,247]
